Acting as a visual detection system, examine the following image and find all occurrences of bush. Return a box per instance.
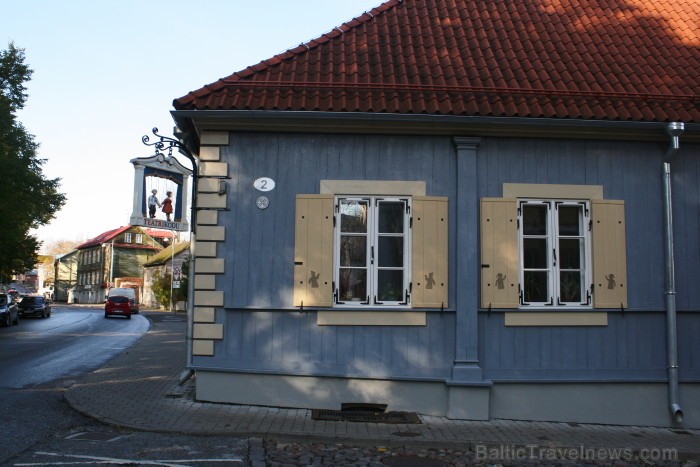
[151,260,188,309]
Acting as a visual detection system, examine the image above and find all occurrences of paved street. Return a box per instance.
[58,310,700,466]
[0,304,148,388]
[0,305,247,466]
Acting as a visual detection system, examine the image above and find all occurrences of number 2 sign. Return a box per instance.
[254,177,275,192]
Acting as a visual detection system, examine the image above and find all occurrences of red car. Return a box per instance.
[105,296,132,319]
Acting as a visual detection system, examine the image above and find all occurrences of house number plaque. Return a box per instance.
[254,177,275,192]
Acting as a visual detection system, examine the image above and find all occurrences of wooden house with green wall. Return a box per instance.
[74,225,165,304]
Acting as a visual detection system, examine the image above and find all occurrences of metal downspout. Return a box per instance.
[176,130,198,387]
[662,121,684,423]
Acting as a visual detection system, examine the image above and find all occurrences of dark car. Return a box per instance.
[18,295,51,318]
[105,296,132,319]
[0,293,19,327]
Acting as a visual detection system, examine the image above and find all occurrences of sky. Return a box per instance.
[2,0,382,249]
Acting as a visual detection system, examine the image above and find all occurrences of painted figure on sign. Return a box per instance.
[606,273,616,290]
[147,189,161,219]
[496,273,506,290]
[162,191,174,221]
[425,272,436,289]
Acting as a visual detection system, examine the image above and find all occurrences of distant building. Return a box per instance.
[54,251,79,302]
[73,225,164,304]
[142,241,190,309]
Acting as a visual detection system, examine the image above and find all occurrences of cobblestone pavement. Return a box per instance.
[258,439,698,466]
[63,311,700,466]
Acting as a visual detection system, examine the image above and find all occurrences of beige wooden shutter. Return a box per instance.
[480,198,519,308]
[592,199,628,308]
[293,194,334,307]
[412,196,448,308]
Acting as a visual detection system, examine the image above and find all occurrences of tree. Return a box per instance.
[151,260,189,310]
[0,43,66,282]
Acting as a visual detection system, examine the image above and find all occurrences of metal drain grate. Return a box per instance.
[65,432,127,442]
[311,409,421,424]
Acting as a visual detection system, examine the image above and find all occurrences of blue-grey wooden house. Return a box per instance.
[171,0,700,427]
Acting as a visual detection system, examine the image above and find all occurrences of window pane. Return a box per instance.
[339,269,367,301]
[560,271,582,302]
[523,205,548,235]
[559,238,582,269]
[378,202,404,233]
[524,271,549,303]
[378,270,404,302]
[558,206,581,236]
[340,200,368,233]
[523,238,548,268]
[378,237,403,267]
[340,236,367,267]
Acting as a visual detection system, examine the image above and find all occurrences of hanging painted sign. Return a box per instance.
[129,155,193,232]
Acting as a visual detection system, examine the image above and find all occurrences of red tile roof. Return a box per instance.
[77,226,168,250]
[142,228,176,240]
[174,0,699,122]
[77,226,131,249]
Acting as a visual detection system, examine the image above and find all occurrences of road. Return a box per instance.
[0,305,247,465]
[0,304,149,388]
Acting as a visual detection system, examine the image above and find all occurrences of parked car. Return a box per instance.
[0,293,19,326]
[18,295,51,318]
[7,289,21,303]
[105,295,132,319]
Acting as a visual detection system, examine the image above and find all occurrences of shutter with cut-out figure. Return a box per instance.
[591,199,628,308]
[480,198,519,308]
[412,196,448,308]
[293,194,334,307]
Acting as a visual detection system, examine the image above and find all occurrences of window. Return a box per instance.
[334,197,411,306]
[481,187,627,310]
[519,200,591,307]
[135,234,143,244]
[124,233,132,243]
[294,192,448,309]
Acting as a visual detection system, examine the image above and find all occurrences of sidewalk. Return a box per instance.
[63,313,700,463]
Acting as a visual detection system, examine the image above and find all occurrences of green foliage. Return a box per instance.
[0,43,66,282]
[151,259,189,309]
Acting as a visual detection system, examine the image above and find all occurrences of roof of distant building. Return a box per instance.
[144,241,191,267]
[77,226,165,250]
[77,226,132,249]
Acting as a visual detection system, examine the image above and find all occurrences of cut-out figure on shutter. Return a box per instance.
[309,271,320,288]
[425,272,436,289]
[496,273,506,290]
[606,274,616,290]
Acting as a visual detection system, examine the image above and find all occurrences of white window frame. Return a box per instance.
[518,199,592,309]
[135,234,143,244]
[124,233,132,243]
[333,196,412,308]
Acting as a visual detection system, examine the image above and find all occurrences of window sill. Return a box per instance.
[504,311,608,326]
[317,310,426,326]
